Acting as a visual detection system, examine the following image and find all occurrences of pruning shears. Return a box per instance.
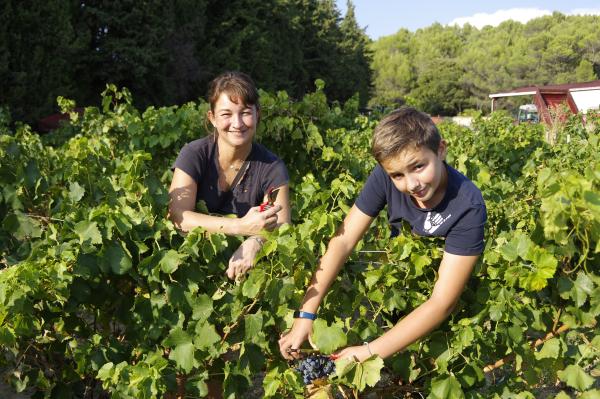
[259,187,280,212]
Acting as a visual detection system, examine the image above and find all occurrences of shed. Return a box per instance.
[489,80,600,125]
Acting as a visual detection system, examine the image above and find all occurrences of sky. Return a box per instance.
[335,0,600,39]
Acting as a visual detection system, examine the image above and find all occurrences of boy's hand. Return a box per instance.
[331,345,372,362]
[278,318,315,360]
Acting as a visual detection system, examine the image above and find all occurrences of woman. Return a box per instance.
[169,71,291,279]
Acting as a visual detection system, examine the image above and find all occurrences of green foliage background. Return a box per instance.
[3,3,600,128]
[0,0,371,125]
[370,13,600,114]
[0,84,599,398]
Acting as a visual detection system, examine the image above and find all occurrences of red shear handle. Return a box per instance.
[259,187,280,212]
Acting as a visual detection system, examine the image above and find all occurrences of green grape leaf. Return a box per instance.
[428,374,465,399]
[97,362,114,381]
[557,364,595,391]
[500,232,531,262]
[244,313,266,346]
[159,249,185,274]
[534,338,562,360]
[164,327,195,373]
[519,247,558,291]
[242,269,266,298]
[105,242,132,275]
[68,182,85,202]
[194,322,220,350]
[263,367,282,396]
[335,356,384,391]
[558,277,574,299]
[571,272,594,307]
[3,212,42,240]
[190,294,213,322]
[74,221,102,245]
[579,390,600,399]
[0,326,16,346]
[456,363,484,388]
[411,253,431,276]
[489,304,504,321]
[311,319,347,353]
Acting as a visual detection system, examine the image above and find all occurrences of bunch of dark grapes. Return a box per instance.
[295,355,336,385]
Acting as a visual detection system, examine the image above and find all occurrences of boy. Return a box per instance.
[279,107,486,362]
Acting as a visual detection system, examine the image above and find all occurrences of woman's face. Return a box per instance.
[208,92,258,149]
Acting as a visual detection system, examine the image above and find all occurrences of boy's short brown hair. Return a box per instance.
[371,106,441,163]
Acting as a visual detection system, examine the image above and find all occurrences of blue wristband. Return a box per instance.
[293,310,317,320]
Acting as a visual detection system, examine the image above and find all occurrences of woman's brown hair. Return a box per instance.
[207,71,260,112]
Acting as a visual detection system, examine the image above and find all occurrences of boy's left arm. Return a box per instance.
[334,252,479,361]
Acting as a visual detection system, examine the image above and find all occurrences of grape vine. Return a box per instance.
[0,85,599,398]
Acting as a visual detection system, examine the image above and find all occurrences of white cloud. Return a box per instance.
[449,7,600,29]
[568,8,600,16]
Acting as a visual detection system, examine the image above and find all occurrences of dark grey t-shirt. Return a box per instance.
[173,136,289,217]
[355,163,486,256]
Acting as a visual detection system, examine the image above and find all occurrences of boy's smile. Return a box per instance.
[380,142,448,209]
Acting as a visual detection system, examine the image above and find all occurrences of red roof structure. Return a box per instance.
[489,80,600,125]
[37,108,84,133]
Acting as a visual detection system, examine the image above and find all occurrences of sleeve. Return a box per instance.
[261,158,289,192]
[354,165,388,217]
[172,143,203,183]
[444,204,487,256]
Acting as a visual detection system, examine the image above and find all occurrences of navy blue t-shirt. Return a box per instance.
[173,136,289,217]
[355,163,486,256]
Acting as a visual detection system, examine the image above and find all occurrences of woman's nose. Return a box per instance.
[231,113,244,128]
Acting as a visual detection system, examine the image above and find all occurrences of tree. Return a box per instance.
[73,0,177,108]
[0,0,84,124]
[370,13,600,114]
[338,0,372,106]
[369,29,415,107]
[1,0,375,124]
[408,24,469,115]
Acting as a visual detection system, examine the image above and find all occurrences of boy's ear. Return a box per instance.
[438,140,448,159]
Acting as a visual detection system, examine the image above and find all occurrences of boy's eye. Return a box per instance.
[391,173,404,180]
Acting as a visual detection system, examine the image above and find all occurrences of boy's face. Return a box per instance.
[380,141,448,209]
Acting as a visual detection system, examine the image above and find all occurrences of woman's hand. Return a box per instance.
[331,345,372,362]
[226,237,263,279]
[239,205,281,236]
[278,318,315,360]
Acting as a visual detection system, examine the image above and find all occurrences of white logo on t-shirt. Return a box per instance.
[423,211,452,234]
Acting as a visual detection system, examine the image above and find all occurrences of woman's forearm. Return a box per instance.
[170,208,242,235]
